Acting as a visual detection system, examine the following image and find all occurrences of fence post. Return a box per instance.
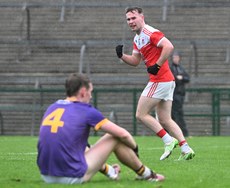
[109,110,118,124]
[60,0,66,22]
[162,0,168,22]
[212,90,220,136]
[189,41,198,77]
[0,111,3,135]
[132,89,137,136]
[226,46,230,63]
[31,79,41,136]
[79,44,86,73]
[25,6,30,41]
[17,3,31,63]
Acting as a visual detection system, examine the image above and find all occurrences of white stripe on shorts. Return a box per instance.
[147,82,158,97]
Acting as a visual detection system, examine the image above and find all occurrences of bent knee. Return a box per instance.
[136,112,147,122]
[103,133,117,140]
[135,112,142,121]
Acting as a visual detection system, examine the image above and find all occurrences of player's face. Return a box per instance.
[173,55,180,64]
[126,10,144,34]
[83,83,93,103]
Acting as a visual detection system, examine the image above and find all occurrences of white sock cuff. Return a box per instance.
[142,166,151,178]
[107,165,116,177]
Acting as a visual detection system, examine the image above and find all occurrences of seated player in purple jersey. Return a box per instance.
[37,73,165,184]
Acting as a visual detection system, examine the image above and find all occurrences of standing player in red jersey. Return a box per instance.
[115,7,195,160]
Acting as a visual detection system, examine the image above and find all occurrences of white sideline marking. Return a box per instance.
[0,152,37,155]
[0,152,38,161]
[145,147,163,150]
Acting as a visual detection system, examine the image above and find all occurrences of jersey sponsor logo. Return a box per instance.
[134,35,150,49]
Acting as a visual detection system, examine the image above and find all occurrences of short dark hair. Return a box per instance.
[65,73,91,97]
[125,7,143,14]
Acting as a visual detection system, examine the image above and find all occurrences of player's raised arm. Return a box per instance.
[115,45,141,67]
[99,119,138,152]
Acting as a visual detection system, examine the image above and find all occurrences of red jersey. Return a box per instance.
[133,24,174,82]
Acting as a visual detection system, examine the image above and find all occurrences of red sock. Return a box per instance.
[157,129,167,138]
[179,140,187,146]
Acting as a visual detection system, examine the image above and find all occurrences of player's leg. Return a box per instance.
[156,101,179,161]
[85,143,120,180]
[137,82,176,142]
[156,100,185,141]
[83,134,164,182]
[99,163,121,180]
[136,96,162,133]
[156,100,195,160]
[83,134,120,182]
[136,95,177,160]
[112,138,165,182]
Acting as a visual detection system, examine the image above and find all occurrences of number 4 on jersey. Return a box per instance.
[42,108,65,133]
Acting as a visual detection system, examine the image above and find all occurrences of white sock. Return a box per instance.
[141,166,151,178]
[180,143,191,153]
[107,165,116,178]
[162,133,173,144]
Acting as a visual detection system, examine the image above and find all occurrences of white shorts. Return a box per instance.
[41,175,84,184]
[141,81,175,101]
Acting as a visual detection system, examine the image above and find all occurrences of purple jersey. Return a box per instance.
[37,100,108,178]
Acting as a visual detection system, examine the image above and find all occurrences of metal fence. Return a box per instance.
[0,87,230,136]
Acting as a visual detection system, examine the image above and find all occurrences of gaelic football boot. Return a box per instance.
[160,137,178,160]
[178,148,195,161]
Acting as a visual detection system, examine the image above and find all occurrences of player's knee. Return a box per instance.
[136,112,144,122]
[135,112,140,120]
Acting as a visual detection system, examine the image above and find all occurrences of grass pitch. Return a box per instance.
[0,136,229,188]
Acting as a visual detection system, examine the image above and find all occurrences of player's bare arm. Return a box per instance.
[121,52,141,67]
[155,37,174,66]
[100,120,137,150]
